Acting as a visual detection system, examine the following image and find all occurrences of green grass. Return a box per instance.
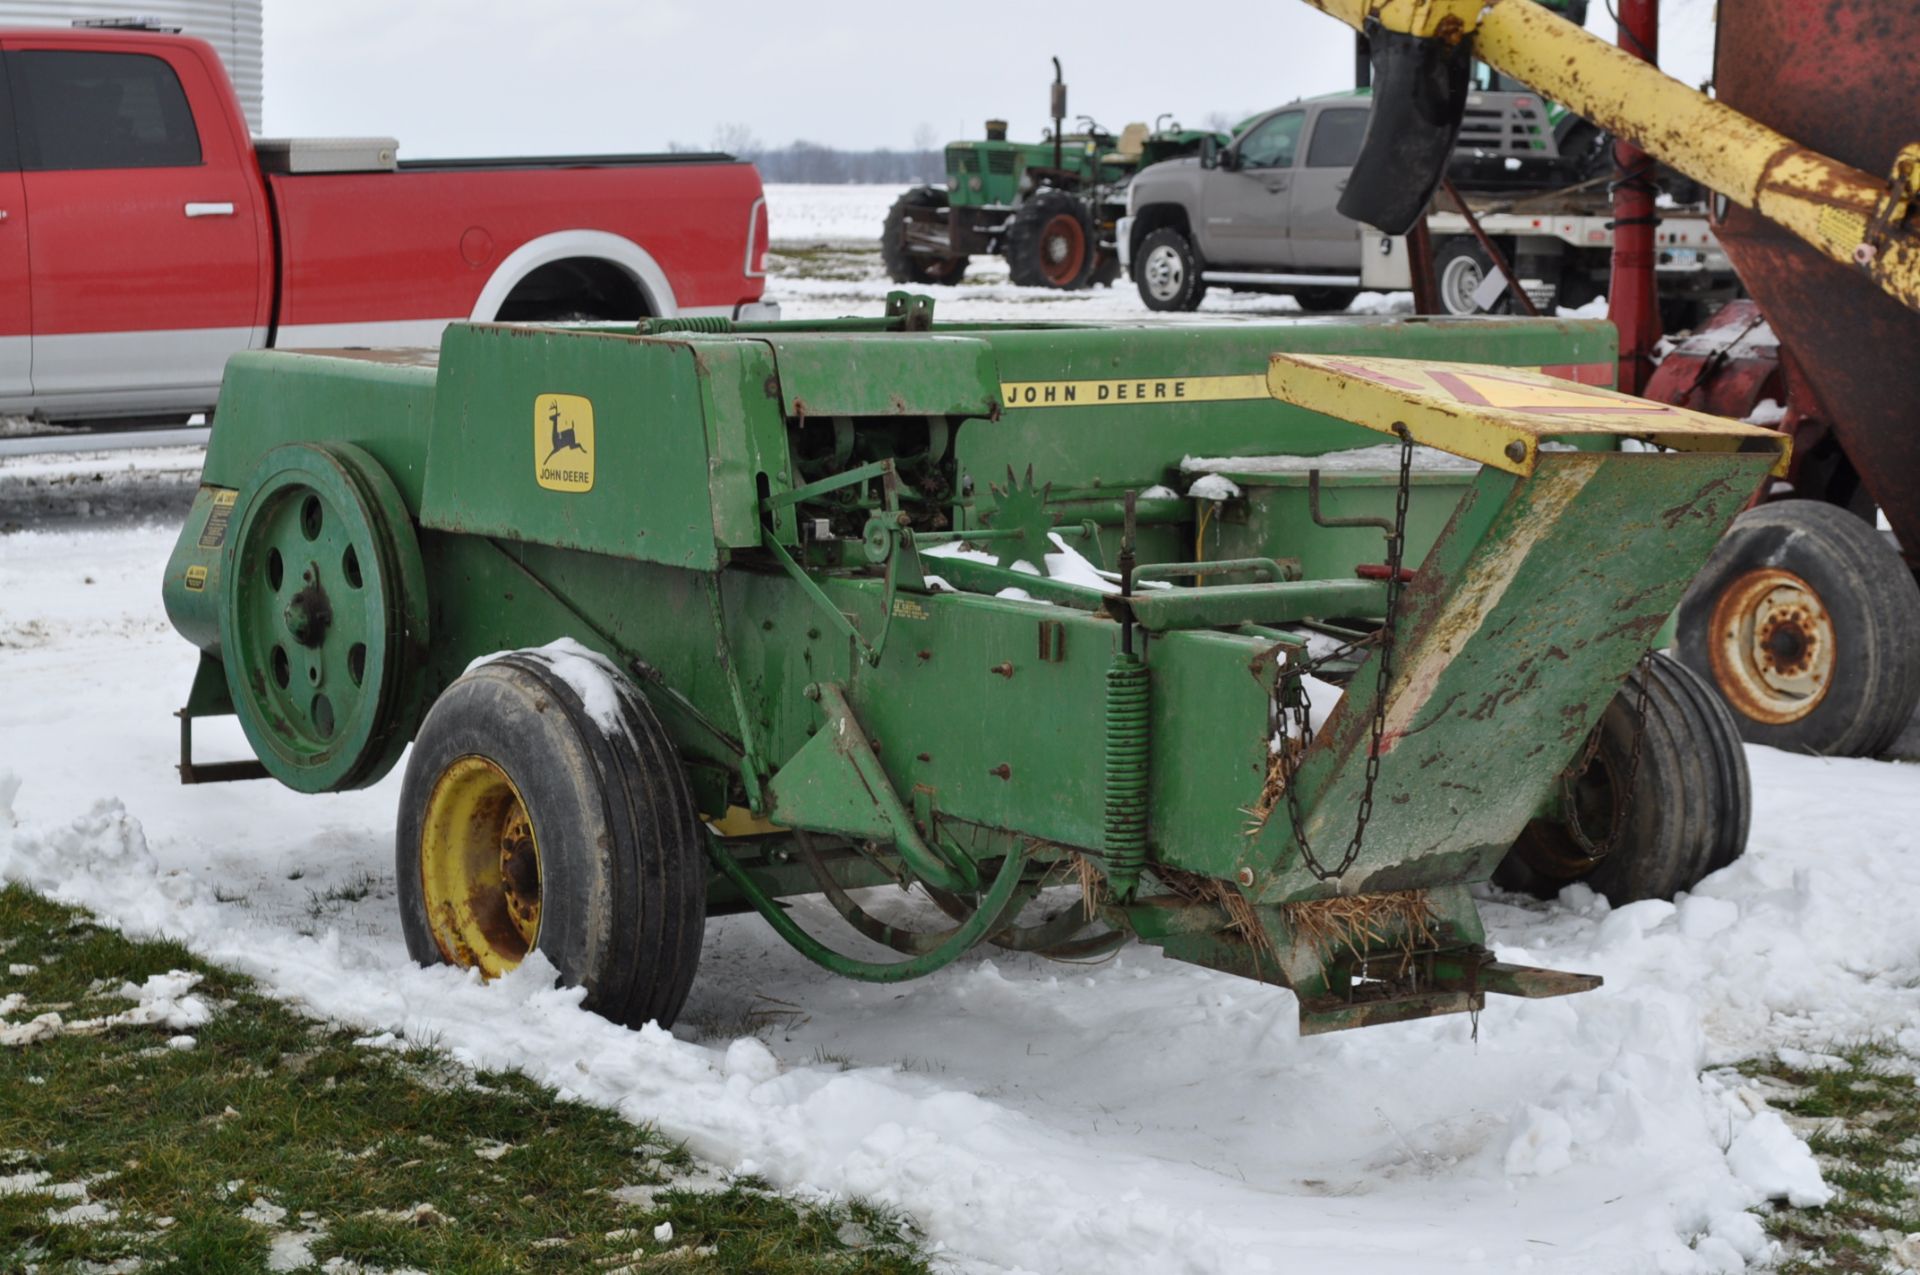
[1737,1041,1920,1273]
[0,883,929,1273]
[766,244,890,285]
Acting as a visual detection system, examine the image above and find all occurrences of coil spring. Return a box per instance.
[1103,651,1151,900]
[636,315,735,336]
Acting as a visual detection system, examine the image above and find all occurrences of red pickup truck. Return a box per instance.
[0,26,774,424]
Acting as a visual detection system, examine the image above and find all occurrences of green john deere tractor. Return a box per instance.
[883,59,1225,290]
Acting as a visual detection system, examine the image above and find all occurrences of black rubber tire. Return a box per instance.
[881,186,968,286]
[396,653,706,1029]
[1674,499,1920,757]
[1005,190,1096,290]
[1089,251,1123,287]
[1293,287,1359,313]
[1133,226,1207,312]
[1494,654,1751,904]
[1433,236,1497,316]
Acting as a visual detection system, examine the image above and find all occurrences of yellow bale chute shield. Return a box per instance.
[1266,353,1793,476]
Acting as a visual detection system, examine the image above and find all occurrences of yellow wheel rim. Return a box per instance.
[419,755,542,976]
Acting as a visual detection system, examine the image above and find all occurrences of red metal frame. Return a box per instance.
[1607,0,1661,396]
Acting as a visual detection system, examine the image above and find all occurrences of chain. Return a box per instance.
[1559,650,1655,861]
[1278,424,1414,882]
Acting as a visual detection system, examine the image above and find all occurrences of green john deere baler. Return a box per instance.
[162,298,1783,1034]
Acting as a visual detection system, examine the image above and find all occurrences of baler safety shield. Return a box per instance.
[748,333,1002,420]
[1266,354,1792,476]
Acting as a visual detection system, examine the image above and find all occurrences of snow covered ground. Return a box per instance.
[4,199,1919,1273]
[5,517,1919,1275]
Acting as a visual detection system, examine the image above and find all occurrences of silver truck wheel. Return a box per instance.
[1142,244,1185,301]
[1134,227,1206,312]
[1435,238,1491,316]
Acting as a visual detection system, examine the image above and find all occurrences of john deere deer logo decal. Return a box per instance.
[533,394,595,492]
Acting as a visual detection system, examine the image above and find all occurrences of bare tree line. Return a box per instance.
[669,122,944,184]
[673,113,1263,183]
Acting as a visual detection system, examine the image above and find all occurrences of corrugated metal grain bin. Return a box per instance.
[0,1,262,130]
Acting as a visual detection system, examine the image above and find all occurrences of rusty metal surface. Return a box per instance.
[1642,301,1784,421]
[1713,0,1920,554]
[1704,566,1836,726]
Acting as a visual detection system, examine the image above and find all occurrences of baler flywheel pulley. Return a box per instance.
[218,442,428,793]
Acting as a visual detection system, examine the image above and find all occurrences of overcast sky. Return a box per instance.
[262,1,1719,159]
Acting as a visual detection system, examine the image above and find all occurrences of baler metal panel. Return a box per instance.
[202,349,440,507]
[419,325,736,570]
[746,332,1003,420]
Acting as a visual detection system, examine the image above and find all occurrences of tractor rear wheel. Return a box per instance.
[1674,499,1920,757]
[881,186,968,286]
[1006,191,1095,289]
[1494,654,1750,903]
[397,649,707,1029]
[1134,227,1206,312]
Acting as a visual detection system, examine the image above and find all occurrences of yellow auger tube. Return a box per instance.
[1297,0,1920,313]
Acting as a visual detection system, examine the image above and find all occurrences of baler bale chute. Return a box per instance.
[161,298,1784,1035]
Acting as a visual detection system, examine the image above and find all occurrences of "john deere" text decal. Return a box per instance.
[999,374,1269,408]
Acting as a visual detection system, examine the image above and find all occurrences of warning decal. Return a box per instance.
[196,489,238,550]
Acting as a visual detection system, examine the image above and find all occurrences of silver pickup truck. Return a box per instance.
[1117,90,1737,322]
[1120,96,1378,313]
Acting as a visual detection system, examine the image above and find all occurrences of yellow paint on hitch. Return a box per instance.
[1265,353,1791,476]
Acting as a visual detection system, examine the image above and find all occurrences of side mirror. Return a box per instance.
[1200,137,1219,169]
[1218,146,1240,172]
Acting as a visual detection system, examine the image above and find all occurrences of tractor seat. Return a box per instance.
[1111,122,1149,160]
